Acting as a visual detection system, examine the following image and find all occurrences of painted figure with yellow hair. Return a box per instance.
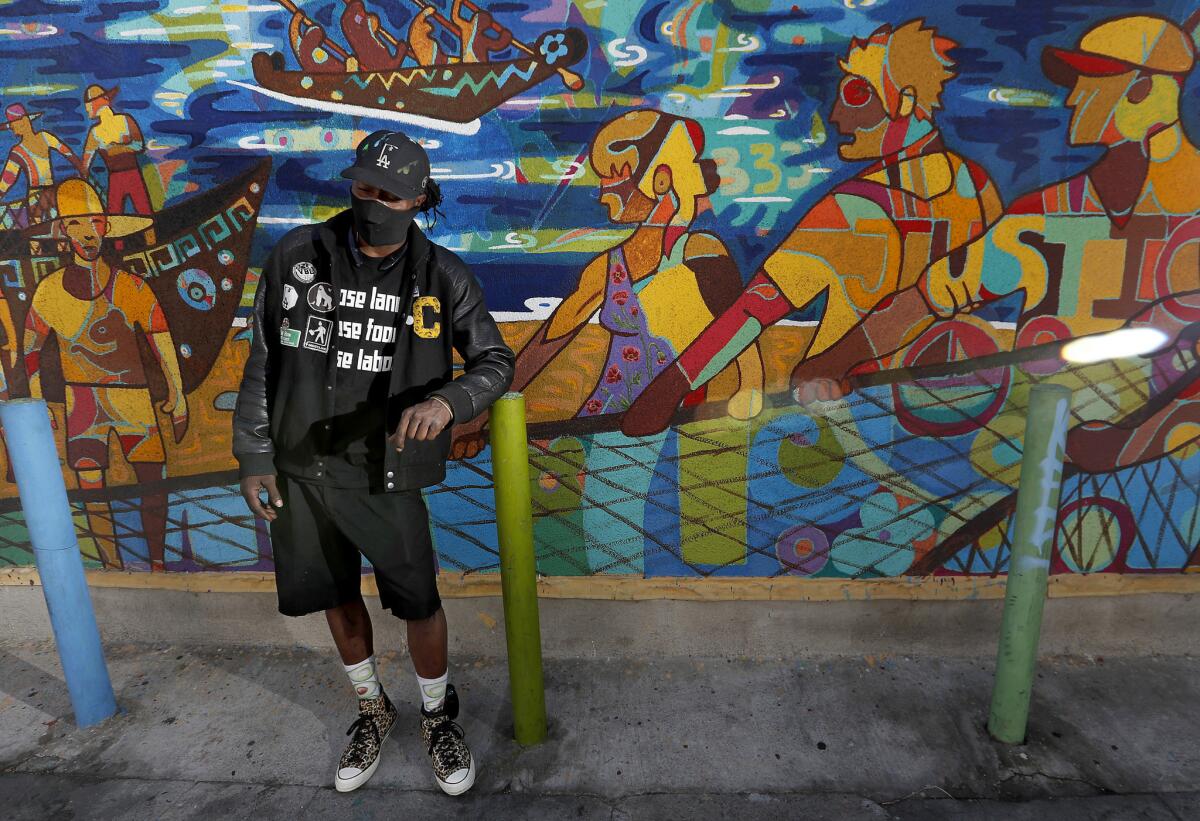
[454,109,764,572]
[623,20,1003,436]
[18,178,187,571]
[787,13,1200,473]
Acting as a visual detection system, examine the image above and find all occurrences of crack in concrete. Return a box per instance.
[997,767,1113,794]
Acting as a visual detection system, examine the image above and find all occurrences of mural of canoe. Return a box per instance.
[249,28,588,125]
[0,159,272,402]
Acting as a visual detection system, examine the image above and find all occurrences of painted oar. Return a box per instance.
[403,0,584,90]
[272,0,353,61]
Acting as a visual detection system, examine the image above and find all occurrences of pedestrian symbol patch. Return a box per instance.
[303,315,332,353]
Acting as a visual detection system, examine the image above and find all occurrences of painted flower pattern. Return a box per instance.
[577,247,678,418]
[538,32,569,65]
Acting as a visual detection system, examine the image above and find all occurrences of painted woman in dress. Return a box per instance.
[454,109,764,572]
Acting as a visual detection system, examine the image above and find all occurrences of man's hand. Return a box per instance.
[161,395,189,443]
[450,413,488,460]
[240,474,282,522]
[792,377,850,405]
[389,398,453,451]
[621,363,690,437]
[790,352,853,406]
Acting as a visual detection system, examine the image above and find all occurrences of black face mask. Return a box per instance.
[351,193,417,246]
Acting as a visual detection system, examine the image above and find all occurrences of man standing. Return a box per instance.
[80,85,154,216]
[20,178,185,571]
[621,20,1003,436]
[0,102,82,225]
[234,130,513,795]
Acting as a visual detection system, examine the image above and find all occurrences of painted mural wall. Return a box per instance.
[0,0,1197,582]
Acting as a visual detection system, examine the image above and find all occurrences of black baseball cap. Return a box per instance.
[341,129,431,200]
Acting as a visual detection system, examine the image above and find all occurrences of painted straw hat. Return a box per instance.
[0,103,42,130]
[84,84,120,106]
[33,178,154,238]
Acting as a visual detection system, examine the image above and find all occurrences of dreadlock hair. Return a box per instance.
[418,177,445,229]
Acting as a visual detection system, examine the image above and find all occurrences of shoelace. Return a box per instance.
[343,714,381,763]
[427,718,469,769]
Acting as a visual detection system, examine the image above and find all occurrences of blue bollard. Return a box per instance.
[1,398,117,727]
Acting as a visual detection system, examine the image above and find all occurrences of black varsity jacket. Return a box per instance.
[232,210,515,489]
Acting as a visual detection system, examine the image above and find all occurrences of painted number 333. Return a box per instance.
[413,295,441,339]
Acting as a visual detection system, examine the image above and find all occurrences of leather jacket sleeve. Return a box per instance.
[429,252,515,423]
[232,251,277,477]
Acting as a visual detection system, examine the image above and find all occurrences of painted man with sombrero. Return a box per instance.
[81,84,154,216]
[0,102,82,225]
[20,177,186,571]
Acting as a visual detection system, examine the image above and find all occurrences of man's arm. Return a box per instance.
[0,291,15,376]
[22,300,51,399]
[44,132,82,175]
[123,115,145,152]
[81,129,99,177]
[0,152,21,198]
[688,232,765,419]
[0,294,9,400]
[507,252,607,397]
[233,259,277,477]
[134,279,189,443]
[621,192,897,436]
[427,254,515,424]
[788,213,1031,401]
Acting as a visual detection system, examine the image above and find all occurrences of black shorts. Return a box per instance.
[269,474,442,620]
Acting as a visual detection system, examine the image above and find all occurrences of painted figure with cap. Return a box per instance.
[0,102,82,225]
[787,12,1200,473]
[81,84,154,216]
[15,178,185,572]
[621,21,1003,437]
[234,129,513,796]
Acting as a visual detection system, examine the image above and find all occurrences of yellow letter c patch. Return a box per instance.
[413,295,441,339]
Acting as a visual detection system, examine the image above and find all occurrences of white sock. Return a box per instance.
[416,669,448,712]
[344,656,381,700]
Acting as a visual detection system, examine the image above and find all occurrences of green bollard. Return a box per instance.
[988,383,1073,744]
[489,392,548,745]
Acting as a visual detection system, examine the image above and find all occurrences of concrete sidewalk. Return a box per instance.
[2,641,1197,820]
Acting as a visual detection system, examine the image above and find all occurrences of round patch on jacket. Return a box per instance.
[282,284,298,310]
[292,261,316,284]
[308,282,335,313]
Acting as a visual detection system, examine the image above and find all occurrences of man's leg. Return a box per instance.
[406,607,448,680]
[348,489,473,796]
[270,478,397,792]
[327,595,387,701]
[76,467,122,568]
[326,595,374,665]
[132,462,168,572]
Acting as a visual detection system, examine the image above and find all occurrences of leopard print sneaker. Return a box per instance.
[335,690,398,792]
[419,685,476,795]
